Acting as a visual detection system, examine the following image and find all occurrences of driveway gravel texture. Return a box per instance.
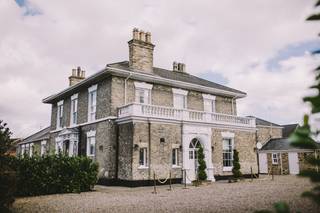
[12,175,320,213]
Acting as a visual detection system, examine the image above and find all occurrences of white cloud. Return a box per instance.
[0,0,319,137]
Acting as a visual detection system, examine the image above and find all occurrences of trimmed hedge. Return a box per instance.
[9,154,98,197]
[0,156,16,212]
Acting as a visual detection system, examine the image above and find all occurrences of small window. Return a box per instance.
[87,136,96,156]
[189,150,194,159]
[139,148,148,167]
[272,153,279,165]
[174,94,186,109]
[88,85,97,122]
[135,89,151,104]
[172,148,179,166]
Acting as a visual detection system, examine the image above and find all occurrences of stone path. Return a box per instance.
[12,175,320,213]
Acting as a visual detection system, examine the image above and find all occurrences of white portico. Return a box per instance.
[55,128,79,156]
[182,124,214,184]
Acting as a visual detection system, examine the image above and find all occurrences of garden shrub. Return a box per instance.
[0,156,16,212]
[14,154,98,196]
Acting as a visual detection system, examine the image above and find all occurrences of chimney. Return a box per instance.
[128,28,155,73]
[173,62,186,73]
[69,66,85,86]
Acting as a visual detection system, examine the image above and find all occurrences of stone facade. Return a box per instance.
[257,126,283,145]
[267,153,289,175]
[212,129,258,176]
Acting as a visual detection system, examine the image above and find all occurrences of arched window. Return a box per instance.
[189,138,201,159]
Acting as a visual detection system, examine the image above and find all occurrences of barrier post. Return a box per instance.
[250,166,253,182]
[183,169,187,189]
[169,170,172,191]
[271,166,274,181]
[152,172,157,194]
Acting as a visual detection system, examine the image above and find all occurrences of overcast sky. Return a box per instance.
[1,0,319,138]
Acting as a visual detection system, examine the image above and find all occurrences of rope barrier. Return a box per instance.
[156,172,170,184]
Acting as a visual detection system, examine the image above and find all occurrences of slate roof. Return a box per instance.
[107,61,246,95]
[247,116,282,127]
[282,124,298,138]
[261,137,320,151]
[21,126,50,144]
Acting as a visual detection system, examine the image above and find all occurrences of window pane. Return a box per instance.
[139,148,144,165]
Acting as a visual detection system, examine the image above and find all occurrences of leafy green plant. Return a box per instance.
[0,120,15,213]
[14,154,98,196]
[197,146,207,181]
[257,1,320,212]
[232,149,242,180]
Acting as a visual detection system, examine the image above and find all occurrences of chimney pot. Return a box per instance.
[133,28,139,40]
[146,32,151,43]
[139,31,146,42]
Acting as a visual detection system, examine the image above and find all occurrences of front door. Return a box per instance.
[188,138,201,181]
[288,152,300,174]
[259,153,268,173]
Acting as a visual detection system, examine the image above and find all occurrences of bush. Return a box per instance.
[232,149,242,179]
[0,156,16,212]
[197,146,207,181]
[13,154,98,196]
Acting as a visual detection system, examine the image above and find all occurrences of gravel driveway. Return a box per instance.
[12,175,320,213]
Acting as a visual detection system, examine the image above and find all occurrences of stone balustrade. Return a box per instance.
[118,103,256,128]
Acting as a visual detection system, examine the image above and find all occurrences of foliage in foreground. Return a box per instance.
[257,1,320,212]
[0,120,15,213]
[12,154,99,196]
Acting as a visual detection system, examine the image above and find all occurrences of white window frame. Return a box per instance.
[88,85,97,122]
[272,153,279,165]
[221,132,235,172]
[172,88,188,109]
[29,143,34,157]
[134,82,153,105]
[70,93,78,126]
[172,148,179,167]
[41,140,47,156]
[20,144,26,156]
[86,130,96,157]
[139,147,148,168]
[202,94,216,113]
[56,100,64,129]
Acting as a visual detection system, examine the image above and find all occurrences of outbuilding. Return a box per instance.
[258,137,320,175]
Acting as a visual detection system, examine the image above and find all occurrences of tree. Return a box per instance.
[0,120,12,156]
[288,0,320,206]
[257,1,320,212]
[232,149,242,180]
[0,120,15,212]
[197,146,207,181]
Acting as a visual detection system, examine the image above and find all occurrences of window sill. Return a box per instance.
[223,167,233,172]
[138,166,149,170]
[172,165,181,169]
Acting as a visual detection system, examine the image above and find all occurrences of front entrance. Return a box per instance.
[188,138,201,181]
